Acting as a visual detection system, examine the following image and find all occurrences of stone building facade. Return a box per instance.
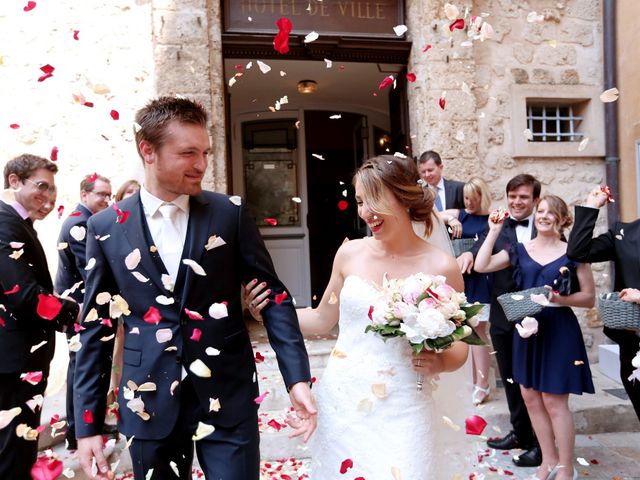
[0,0,613,358]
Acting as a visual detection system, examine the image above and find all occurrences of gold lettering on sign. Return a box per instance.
[376,2,386,19]
[280,0,289,15]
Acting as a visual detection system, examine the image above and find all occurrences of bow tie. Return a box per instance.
[508,218,529,228]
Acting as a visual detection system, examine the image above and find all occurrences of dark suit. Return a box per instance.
[0,201,79,479]
[54,203,93,441]
[74,192,311,478]
[443,178,465,210]
[471,219,537,444]
[567,206,640,420]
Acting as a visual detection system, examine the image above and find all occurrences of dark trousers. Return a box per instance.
[0,372,48,479]
[489,325,536,444]
[129,376,260,480]
[604,327,640,422]
[66,344,76,439]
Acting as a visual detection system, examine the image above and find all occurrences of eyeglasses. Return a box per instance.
[24,178,56,195]
[91,191,113,200]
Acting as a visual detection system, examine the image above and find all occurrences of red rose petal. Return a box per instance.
[254,391,269,404]
[378,75,394,90]
[116,210,130,224]
[190,328,202,342]
[423,44,432,53]
[465,415,488,435]
[4,284,20,295]
[21,371,43,385]
[86,173,97,183]
[264,218,278,226]
[273,17,293,54]
[339,458,353,474]
[184,308,203,320]
[57,205,64,219]
[255,352,265,363]
[36,294,62,320]
[83,101,94,108]
[449,18,465,31]
[30,456,63,480]
[368,305,374,320]
[69,210,81,217]
[110,109,120,120]
[73,30,80,40]
[274,291,288,305]
[83,409,94,424]
[23,1,36,12]
[50,146,58,161]
[267,419,283,431]
[100,318,113,328]
[337,200,348,211]
[406,72,416,82]
[38,64,54,82]
[143,306,162,325]
[9,124,20,129]
[439,97,446,110]
[49,414,60,426]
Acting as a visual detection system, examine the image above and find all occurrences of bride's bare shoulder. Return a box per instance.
[336,237,368,257]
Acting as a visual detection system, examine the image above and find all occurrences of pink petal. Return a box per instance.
[9,124,20,129]
[36,294,62,320]
[143,306,162,325]
[378,75,394,90]
[465,415,488,435]
[449,18,465,31]
[264,218,278,226]
[423,44,432,53]
[439,97,446,110]
[23,1,36,12]
[30,456,63,480]
[406,72,416,82]
[3,284,20,295]
[21,371,43,385]
[83,409,94,424]
[73,30,80,40]
[50,146,58,161]
[184,308,203,320]
[254,391,269,404]
[190,328,202,342]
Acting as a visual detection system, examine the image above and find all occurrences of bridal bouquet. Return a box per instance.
[365,273,485,389]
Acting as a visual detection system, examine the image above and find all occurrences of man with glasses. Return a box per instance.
[55,173,112,450]
[0,154,80,478]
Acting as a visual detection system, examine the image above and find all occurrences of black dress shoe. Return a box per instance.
[487,431,531,450]
[512,445,542,467]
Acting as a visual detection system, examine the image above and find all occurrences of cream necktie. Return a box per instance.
[157,203,183,283]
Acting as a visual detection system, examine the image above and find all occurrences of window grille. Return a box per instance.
[526,103,584,142]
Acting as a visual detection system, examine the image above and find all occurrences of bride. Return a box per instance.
[247,155,471,478]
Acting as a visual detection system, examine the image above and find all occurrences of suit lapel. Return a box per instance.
[443,179,452,209]
[120,194,168,293]
[179,194,212,308]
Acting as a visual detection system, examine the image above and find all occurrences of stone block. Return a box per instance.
[153,9,208,44]
[152,0,206,10]
[154,44,211,94]
[565,0,600,21]
[536,45,577,66]
[511,68,529,84]
[487,118,504,146]
[513,43,534,64]
[531,68,555,84]
[522,23,557,45]
[489,16,513,43]
[560,68,580,84]
[559,20,595,46]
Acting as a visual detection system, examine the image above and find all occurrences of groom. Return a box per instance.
[74,97,316,479]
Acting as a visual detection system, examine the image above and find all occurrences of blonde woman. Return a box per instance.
[475,195,594,480]
[439,177,493,405]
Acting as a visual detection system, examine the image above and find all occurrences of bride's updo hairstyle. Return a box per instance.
[539,194,573,236]
[354,155,435,236]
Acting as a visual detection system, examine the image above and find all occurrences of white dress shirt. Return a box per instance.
[514,213,535,243]
[139,186,190,283]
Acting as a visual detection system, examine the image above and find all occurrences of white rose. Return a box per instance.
[415,309,456,339]
[370,300,392,326]
[436,301,459,319]
[392,301,418,321]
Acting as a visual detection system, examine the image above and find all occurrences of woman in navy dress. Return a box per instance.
[440,177,493,405]
[474,195,594,480]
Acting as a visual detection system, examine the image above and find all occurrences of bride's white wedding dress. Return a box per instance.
[311,275,474,479]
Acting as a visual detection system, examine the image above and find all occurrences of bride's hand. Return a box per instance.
[243,278,270,323]
[412,351,444,376]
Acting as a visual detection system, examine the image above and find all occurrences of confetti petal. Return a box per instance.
[208,302,228,319]
[378,75,394,90]
[190,328,202,342]
[182,258,206,276]
[0,407,22,429]
[143,306,162,325]
[36,294,62,320]
[189,359,211,378]
[192,421,215,441]
[184,308,203,320]
[393,24,408,36]
[406,72,416,82]
[21,371,43,385]
[600,87,619,103]
[449,18,465,31]
[155,328,173,343]
[304,31,319,43]
[257,61,271,74]
[69,225,86,242]
[465,415,488,435]
[23,1,37,12]
[273,17,292,54]
[340,459,354,474]
[30,456,63,480]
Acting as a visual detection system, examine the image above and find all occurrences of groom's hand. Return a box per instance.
[78,435,114,480]
[287,382,317,442]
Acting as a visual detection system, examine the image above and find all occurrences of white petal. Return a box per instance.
[183,259,206,276]
[324,58,332,68]
[130,327,140,335]
[25,394,44,412]
[68,334,82,353]
[161,273,174,292]
[138,382,157,392]
[208,302,228,319]
[96,292,112,305]
[69,226,86,242]
[444,3,459,20]
[205,235,226,251]
[578,137,589,152]
[393,24,408,36]
[126,397,145,414]
[156,328,173,343]
[9,242,24,249]
[0,407,22,429]
[8,249,24,260]
[189,359,212,378]
[304,31,319,43]
[30,340,48,353]
[125,248,141,270]
[257,60,271,74]
[57,242,68,250]
[229,195,242,206]
[132,271,150,283]
[205,347,221,356]
[192,421,215,441]
[170,380,180,396]
[209,397,221,412]
[156,295,175,305]
[599,87,619,103]
[84,257,96,271]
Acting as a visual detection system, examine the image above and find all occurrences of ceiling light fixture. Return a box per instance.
[297,80,318,94]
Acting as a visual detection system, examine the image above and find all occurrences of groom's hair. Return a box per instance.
[506,174,541,199]
[134,96,208,162]
[355,155,435,236]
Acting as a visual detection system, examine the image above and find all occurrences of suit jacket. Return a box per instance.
[470,220,537,332]
[443,178,465,210]
[568,206,640,290]
[54,203,92,303]
[74,191,311,439]
[0,201,79,374]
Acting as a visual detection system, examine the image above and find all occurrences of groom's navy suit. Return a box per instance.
[471,218,537,445]
[74,191,311,477]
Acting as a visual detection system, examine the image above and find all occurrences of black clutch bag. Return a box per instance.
[551,264,580,296]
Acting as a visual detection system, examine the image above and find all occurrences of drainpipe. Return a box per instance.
[603,0,619,226]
